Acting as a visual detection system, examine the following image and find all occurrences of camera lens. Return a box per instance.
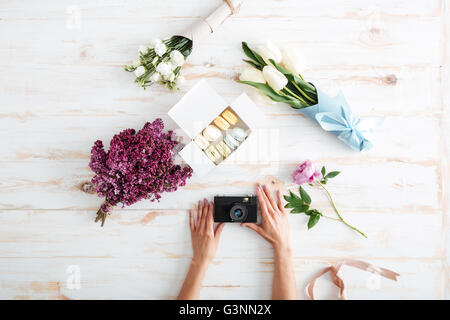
[229,204,248,222]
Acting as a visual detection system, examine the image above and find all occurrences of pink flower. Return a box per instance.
[292,159,322,185]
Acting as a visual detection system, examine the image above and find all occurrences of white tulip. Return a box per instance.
[256,41,282,65]
[168,72,175,82]
[148,38,162,49]
[281,49,306,75]
[134,66,146,77]
[156,62,171,77]
[154,42,167,57]
[149,72,161,83]
[239,67,266,83]
[169,50,185,67]
[262,66,288,91]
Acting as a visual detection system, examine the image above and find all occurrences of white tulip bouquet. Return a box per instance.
[239,41,316,108]
[125,36,192,90]
[239,41,380,151]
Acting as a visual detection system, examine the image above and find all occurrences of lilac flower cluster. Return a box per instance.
[89,118,192,213]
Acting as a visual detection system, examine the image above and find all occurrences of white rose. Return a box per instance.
[154,42,167,57]
[166,60,178,70]
[239,67,266,83]
[149,72,161,82]
[148,38,162,49]
[177,75,185,85]
[256,41,282,65]
[138,45,148,55]
[169,50,185,67]
[134,66,146,77]
[281,49,306,75]
[262,65,287,91]
[156,62,171,77]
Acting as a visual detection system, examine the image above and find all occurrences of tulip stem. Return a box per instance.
[282,88,307,105]
[290,81,317,104]
[316,181,368,238]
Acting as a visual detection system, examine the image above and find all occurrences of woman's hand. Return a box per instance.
[189,199,225,266]
[241,184,291,252]
[241,184,297,300]
[178,199,225,300]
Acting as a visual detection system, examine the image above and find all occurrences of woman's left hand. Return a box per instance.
[189,199,225,266]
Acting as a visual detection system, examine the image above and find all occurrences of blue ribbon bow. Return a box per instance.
[299,90,382,151]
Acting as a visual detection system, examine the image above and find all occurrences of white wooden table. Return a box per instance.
[0,0,449,299]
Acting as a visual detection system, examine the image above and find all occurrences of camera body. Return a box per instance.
[214,195,258,223]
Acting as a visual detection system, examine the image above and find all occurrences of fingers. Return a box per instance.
[214,222,225,239]
[198,199,209,231]
[241,223,268,241]
[205,202,214,233]
[262,184,277,213]
[189,210,195,232]
[276,190,285,213]
[256,186,269,219]
[197,199,204,226]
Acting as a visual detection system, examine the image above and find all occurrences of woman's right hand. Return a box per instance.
[241,184,292,252]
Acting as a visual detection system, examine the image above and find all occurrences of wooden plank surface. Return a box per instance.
[0,0,448,299]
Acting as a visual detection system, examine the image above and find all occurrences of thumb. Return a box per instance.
[241,223,265,237]
[214,223,225,239]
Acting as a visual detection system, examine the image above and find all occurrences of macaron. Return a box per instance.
[231,127,247,142]
[213,116,230,131]
[205,145,221,164]
[216,141,232,158]
[193,134,210,150]
[224,133,240,150]
[202,125,221,142]
[221,109,239,126]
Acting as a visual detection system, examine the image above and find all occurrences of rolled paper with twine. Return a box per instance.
[181,0,244,46]
[306,260,400,300]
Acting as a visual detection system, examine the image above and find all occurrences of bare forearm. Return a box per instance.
[177,260,209,300]
[272,246,297,300]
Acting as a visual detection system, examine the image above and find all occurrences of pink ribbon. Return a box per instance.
[306,260,400,300]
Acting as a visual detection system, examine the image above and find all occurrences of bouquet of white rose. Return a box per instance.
[125,37,192,90]
[238,41,381,151]
[125,0,244,90]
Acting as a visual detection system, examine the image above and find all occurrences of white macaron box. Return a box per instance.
[168,79,260,176]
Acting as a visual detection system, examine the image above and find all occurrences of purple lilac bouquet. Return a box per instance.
[89,118,193,226]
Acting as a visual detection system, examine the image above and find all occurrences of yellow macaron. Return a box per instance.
[221,109,239,126]
[213,116,230,131]
[216,141,232,158]
[205,145,221,164]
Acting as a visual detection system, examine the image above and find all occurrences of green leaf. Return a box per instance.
[241,42,266,67]
[269,59,318,104]
[286,191,304,207]
[290,205,309,214]
[307,213,320,229]
[237,81,305,108]
[243,59,263,70]
[299,186,311,205]
[306,209,321,216]
[325,171,341,179]
[307,214,320,229]
[321,166,326,176]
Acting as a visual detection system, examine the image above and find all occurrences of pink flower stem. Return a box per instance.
[316,181,368,238]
